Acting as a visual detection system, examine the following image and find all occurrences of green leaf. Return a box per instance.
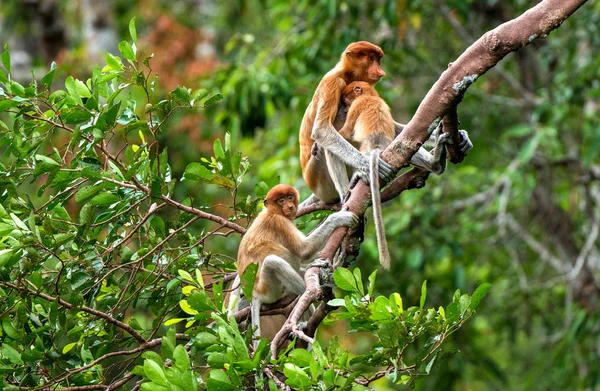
[283,363,311,389]
[213,138,225,159]
[75,186,104,205]
[470,282,491,311]
[353,267,364,296]
[420,280,427,309]
[182,162,212,181]
[171,86,193,106]
[333,267,359,293]
[178,269,195,283]
[1,344,23,365]
[206,370,236,391]
[203,93,223,107]
[327,298,345,307]
[241,263,258,301]
[288,349,312,367]
[35,154,60,167]
[143,359,168,386]
[2,44,11,74]
[129,18,138,45]
[164,318,185,326]
[90,192,120,207]
[367,270,377,297]
[194,332,218,349]
[187,290,217,311]
[2,318,20,339]
[106,53,124,71]
[140,383,169,391]
[41,62,57,89]
[10,213,29,232]
[161,328,176,359]
[0,99,19,111]
[173,345,190,371]
[65,76,91,100]
[62,342,77,354]
[0,249,15,268]
[61,107,93,124]
[425,352,438,374]
[179,300,199,315]
[118,41,136,62]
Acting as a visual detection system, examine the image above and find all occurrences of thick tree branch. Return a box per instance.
[271,0,589,361]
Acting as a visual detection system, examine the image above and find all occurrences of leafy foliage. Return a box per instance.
[0,18,490,390]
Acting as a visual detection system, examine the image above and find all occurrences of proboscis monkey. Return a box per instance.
[229,184,358,346]
[299,41,473,207]
[338,82,452,269]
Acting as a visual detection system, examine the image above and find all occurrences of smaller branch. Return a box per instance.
[264,367,291,391]
[101,177,246,235]
[234,294,298,324]
[381,168,430,203]
[505,214,566,273]
[2,281,146,343]
[271,266,323,359]
[91,195,149,228]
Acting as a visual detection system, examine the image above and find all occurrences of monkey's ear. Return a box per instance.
[345,50,353,57]
[263,199,268,206]
[353,86,362,94]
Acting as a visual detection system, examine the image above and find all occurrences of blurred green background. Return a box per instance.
[1,0,599,389]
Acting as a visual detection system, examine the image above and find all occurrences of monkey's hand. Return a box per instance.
[457,129,473,155]
[329,211,359,228]
[358,157,395,185]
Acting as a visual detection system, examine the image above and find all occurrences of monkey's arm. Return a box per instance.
[338,108,360,140]
[298,211,358,260]
[312,96,395,183]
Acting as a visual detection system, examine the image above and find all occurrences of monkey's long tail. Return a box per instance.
[370,150,391,270]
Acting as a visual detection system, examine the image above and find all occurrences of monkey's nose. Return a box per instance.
[378,69,386,77]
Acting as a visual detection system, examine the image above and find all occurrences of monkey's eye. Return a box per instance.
[368,56,375,62]
[287,195,295,201]
[277,198,285,205]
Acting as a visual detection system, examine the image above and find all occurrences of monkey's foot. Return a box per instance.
[306,258,331,270]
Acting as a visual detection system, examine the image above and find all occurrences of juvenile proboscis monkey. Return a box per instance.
[338,82,451,269]
[299,41,473,207]
[230,184,358,346]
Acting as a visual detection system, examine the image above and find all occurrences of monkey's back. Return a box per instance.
[299,66,347,171]
[350,95,395,150]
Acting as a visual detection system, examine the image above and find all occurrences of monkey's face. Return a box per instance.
[365,55,385,82]
[276,195,298,219]
[344,41,386,83]
[264,184,299,219]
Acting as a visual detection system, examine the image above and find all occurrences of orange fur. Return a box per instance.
[339,82,395,152]
[299,42,386,203]
[237,185,303,297]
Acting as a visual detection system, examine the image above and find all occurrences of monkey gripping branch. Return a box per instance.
[270,0,589,360]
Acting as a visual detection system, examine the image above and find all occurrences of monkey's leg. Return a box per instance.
[250,297,262,349]
[227,275,241,319]
[252,255,307,348]
[325,150,350,202]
